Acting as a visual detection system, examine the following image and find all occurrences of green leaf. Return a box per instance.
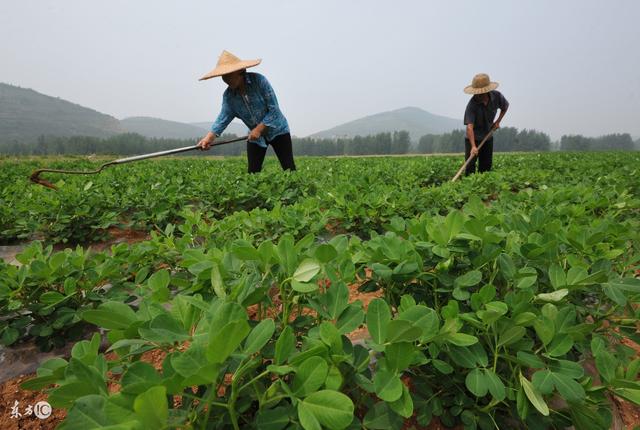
[547,334,574,357]
[477,301,508,325]
[298,390,354,430]
[148,269,170,290]
[385,342,415,372]
[386,320,422,343]
[83,301,137,330]
[244,318,276,355]
[433,359,454,374]
[498,326,526,347]
[336,304,364,335]
[267,365,295,376]
[121,362,162,394]
[595,350,617,383]
[445,210,464,241]
[57,395,138,430]
[210,261,226,298]
[298,401,321,430]
[465,368,488,397]
[548,264,566,289]
[552,372,585,402]
[454,270,482,288]
[49,382,98,409]
[373,369,403,402]
[314,244,338,263]
[534,317,555,346]
[171,344,219,384]
[207,319,250,363]
[516,268,538,290]
[319,322,342,352]
[363,402,403,429]
[293,356,329,397]
[398,305,439,341]
[613,388,640,405]
[291,280,319,293]
[325,365,343,391]
[532,370,555,395]
[519,373,549,416]
[602,283,627,306]
[447,333,479,347]
[134,386,168,428]
[498,253,516,280]
[293,259,321,282]
[484,369,506,401]
[66,358,107,395]
[138,313,189,344]
[536,289,569,303]
[367,298,391,345]
[256,406,290,430]
[275,325,295,365]
[232,240,261,260]
[513,312,537,326]
[516,351,545,369]
[40,291,65,305]
[389,385,414,418]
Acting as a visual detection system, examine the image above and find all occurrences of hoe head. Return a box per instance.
[29,170,59,190]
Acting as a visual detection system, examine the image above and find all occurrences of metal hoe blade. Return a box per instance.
[29,136,248,190]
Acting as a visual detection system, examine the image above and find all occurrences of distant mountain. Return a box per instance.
[309,107,461,141]
[0,83,122,143]
[120,117,209,139]
[190,121,249,137]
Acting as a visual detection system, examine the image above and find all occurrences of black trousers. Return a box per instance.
[246,133,296,173]
[464,138,493,176]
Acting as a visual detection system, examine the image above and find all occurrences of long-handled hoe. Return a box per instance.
[29,136,248,190]
[450,127,497,182]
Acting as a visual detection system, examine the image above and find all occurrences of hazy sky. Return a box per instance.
[2,1,639,139]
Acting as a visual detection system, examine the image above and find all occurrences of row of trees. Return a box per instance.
[1,130,637,156]
[418,128,553,153]
[559,133,636,151]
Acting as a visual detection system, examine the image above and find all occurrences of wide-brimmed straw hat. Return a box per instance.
[199,50,261,81]
[463,73,499,94]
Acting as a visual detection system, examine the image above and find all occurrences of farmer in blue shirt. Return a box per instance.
[197,50,296,173]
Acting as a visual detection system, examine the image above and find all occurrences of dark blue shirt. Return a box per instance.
[211,72,290,148]
[464,90,509,141]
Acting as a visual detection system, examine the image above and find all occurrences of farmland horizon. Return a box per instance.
[1,1,639,142]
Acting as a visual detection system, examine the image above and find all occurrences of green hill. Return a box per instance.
[0,83,122,143]
[120,117,210,139]
[190,121,249,137]
[309,106,461,141]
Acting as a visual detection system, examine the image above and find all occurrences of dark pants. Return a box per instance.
[247,133,296,173]
[464,138,493,176]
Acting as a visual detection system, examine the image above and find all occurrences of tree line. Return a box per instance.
[0,129,637,156]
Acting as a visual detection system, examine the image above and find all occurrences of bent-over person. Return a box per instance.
[463,73,509,175]
[197,50,296,173]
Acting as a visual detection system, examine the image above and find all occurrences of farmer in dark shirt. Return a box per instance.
[463,73,509,175]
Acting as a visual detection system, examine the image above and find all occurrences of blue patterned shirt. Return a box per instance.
[211,72,289,148]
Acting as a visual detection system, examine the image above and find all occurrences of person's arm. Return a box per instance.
[466,124,478,156]
[248,123,267,142]
[464,102,478,156]
[199,93,234,150]
[492,92,509,129]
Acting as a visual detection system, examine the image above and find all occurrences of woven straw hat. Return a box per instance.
[463,73,499,94]
[199,50,261,81]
